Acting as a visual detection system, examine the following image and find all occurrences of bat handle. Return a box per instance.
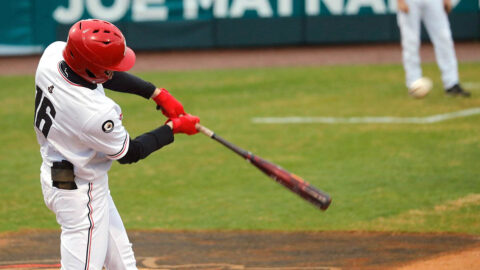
[196,123,214,138]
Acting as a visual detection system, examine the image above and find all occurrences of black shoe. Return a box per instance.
[445,84,471,97]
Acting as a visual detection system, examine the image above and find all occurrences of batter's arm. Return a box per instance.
[117,114,199,164]
[118,123,174,164]
[103,71,157,99]
[104,72,185,119]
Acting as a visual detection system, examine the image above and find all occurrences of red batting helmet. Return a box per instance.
[63,19,135,84]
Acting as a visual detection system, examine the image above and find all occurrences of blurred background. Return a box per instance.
[1,0,478,56]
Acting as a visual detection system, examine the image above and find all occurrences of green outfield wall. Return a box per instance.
[1,0,479,55]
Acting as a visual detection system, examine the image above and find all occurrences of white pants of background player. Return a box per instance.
[397,0,459,89]
[40,163,137,270]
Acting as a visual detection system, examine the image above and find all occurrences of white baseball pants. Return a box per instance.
[397,0,459,89]
[40,163,137,270]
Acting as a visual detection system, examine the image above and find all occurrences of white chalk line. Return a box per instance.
[252,107,480,124]
[463,82,480,90]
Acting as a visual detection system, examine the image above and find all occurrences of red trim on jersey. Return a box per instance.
[108,134,129,159]
[85,183,94,270]
[57,61,82,87]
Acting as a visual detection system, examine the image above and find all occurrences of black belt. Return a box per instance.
[51,160,77,190]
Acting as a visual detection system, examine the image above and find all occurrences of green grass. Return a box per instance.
[1,62,479,234]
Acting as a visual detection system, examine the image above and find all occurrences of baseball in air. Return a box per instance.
[408,77,433,98]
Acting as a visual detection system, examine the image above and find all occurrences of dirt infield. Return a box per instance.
[1,42,480,269]
[0,230,479,270]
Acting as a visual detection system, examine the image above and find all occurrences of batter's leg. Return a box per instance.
[397,0,422,88]
[40,163,111,270]
[54,180,110,270]
[104,192,137,270]
[421,0,459,89]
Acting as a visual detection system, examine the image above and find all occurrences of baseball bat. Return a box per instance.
[196,124,332,211]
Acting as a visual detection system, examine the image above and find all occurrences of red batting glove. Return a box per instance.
[169,114,200,135]
[153,88,186,118]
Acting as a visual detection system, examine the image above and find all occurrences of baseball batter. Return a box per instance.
[34,19,200,269]
[397,0,470,97]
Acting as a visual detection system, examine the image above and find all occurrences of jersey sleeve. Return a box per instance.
[80,106,130,160]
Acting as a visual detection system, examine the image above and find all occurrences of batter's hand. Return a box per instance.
[397,0,409,13]
[443,0,452,13]
[169,114,200,135]
[152,88,186,118]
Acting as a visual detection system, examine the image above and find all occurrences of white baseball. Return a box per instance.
[408,77,433,98]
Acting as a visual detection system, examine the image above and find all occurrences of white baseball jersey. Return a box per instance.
[36,41,138,270]
[397,0,459,89]
[34,41,130,181]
